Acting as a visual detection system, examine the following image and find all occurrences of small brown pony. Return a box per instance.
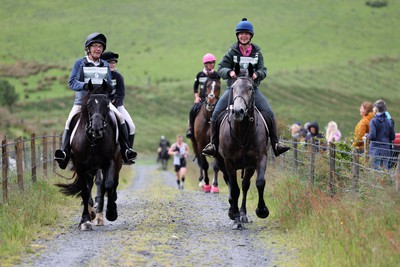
[191,78,221,193]
[215,64,269,230]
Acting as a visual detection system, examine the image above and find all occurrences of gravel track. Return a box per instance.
[17,163,297,267]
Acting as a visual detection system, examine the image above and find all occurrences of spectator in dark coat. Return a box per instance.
[368,100,395,170]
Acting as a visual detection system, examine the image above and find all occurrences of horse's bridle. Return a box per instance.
[85,94,110,144]
[231,78,255,120]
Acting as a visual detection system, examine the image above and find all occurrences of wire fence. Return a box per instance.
[1,133,400,204]
[276,137,400,195]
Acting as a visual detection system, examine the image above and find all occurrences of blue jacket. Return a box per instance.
[68,57,112,105]
[369,113,395,149]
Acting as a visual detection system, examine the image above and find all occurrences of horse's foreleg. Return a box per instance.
[211,161,219,194]
[240,169,255,223]
[105,162,118,222]
[226,167,240,220]
[79,173,93,231]
[93,169,105,226]
[255,158,269,219]
[94,170,104,210]
[202,157,211,193]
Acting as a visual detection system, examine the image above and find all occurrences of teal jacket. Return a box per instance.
[217,42,267,87]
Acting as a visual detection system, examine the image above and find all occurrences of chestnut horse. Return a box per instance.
[57,80,122,230]
[190,78,221,193]
[215,64,269,229]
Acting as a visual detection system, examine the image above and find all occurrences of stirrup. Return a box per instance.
[202,143,216,157]
[186,128,193,139]
[54,149,66,161]
[54,149,69,169]
[124,149,136,164]
[274,142,290,157]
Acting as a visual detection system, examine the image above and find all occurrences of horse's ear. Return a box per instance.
[234,63,241,76]
[87,80,93,93]
[248,64,254,78]
[102,80,111,95]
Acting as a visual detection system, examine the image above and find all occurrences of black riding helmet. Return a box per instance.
[85,32,107,50]
[101,51,119,63]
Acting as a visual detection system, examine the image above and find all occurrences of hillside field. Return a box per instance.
[0,0,399,153]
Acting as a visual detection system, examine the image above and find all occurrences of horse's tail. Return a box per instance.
[55,172,82,197]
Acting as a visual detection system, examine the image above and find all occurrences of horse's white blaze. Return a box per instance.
[95,99,99,104]
[208,81,216,99]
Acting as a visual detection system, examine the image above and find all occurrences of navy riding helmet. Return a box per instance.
[235,18,254,37]
[85,32,107,50]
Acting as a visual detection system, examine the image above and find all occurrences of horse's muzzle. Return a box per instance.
[232,107,246,121]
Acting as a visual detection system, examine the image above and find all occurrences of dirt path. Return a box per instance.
[17,163,297,267]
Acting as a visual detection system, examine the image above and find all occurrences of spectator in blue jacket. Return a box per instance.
[368,99,395,170]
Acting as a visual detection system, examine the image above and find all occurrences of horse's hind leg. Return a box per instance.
[255,158,269,219]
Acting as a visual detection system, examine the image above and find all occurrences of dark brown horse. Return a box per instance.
[215,64,269,230]
[191,78,221,193]
[57,80,122,230]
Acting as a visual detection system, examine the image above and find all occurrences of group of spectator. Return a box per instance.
[289,99,396,170]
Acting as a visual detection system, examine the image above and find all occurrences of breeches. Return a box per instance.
[117,105,136,134]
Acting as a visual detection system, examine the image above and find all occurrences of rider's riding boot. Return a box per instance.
[264,115,290,157]
[54,129,71,169]
[128,134,135,148]
[186,127,193,139]
[202,120,218,157]
[118,124,137,164]
[186,107,195,138]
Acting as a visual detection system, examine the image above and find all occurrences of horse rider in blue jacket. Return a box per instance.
[202,18,290,157]
[54,32,137,169]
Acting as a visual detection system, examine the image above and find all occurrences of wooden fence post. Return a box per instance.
[395,152,400,192]
[15,137,24,191]
[2,137,8,202]
[52,131,57,171]
[31,133,37,183]
[329,142,336,196]
[352,148,360,193]
[309,138,315,186]
[42,134,48,180]
[292,138,298,171]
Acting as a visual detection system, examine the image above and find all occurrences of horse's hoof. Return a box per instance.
[93,213,105,226]
[240,215,249,223]
[232,221,244,230]
[203,185,211,193]
[211,186,219,194]
[256,206,269,219]
[106,208,118,221]
[198,180,205,190]
[79,221,93,231]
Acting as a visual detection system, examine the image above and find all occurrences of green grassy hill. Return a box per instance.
[0,0,399,153]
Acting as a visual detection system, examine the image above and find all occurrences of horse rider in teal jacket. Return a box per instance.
[202,18,290,157]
